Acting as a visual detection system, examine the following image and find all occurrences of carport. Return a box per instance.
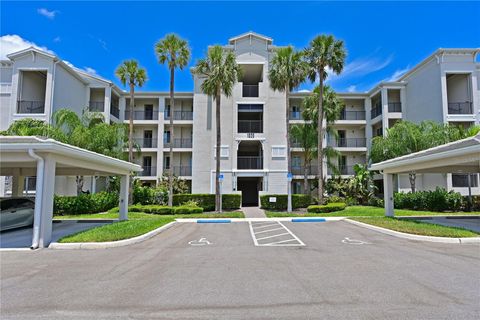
[370,133,480,216]
[0,136,142,248]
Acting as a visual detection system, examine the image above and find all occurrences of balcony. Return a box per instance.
[339,110,366,121]
[110,104,120,118]
[242,84,259,97]
[17,100,45,114]
[238,120,263,133]
[164,110,193,120]
[164,166,192,176]
[329,138,366,148]
[328,165,355,175]
[88,100,104,112]
[237,156,263,169]
[135,138,158,148]
[163,138,193,149]
[289,111,303,120]
[292,165,318,176]
[448,102,473,114]
[371,105,382,119]
[290,139,302,148]
[139,166,157,177]
[124,110,158,121]
[388,102,402,113]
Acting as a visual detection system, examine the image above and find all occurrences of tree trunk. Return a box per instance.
[409,172,416,193]
[215,91,222,212]
[303,161,309,195]
[168,67,175,206]
[76,176,84,196]
[285,84,292,211]
[317,69,325,204]
[128,83,135,204]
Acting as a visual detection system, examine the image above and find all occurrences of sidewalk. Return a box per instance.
[242,206,267,218]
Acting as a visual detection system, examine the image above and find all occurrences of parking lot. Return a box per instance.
[1,220,479,319]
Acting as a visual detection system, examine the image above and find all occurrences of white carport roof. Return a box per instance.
[370,133,480,174]
[0,136,142,176]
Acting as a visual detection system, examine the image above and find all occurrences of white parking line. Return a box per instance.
[249,221,305,247]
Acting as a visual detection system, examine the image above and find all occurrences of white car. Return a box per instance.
[0,198,35,231]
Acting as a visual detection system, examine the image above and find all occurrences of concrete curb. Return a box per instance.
[344,219,480,244]
[48,221,177,250]
[175,217,346,223]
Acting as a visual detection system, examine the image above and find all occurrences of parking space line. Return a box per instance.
[253,223,280,230]
[278,222,305,246]
[256,232,290,241]
[265,239,299,245]
[254,227,285,234]
[248,221,305,247]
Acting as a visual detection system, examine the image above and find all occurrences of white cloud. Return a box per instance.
[384,66,410,82]
[53,36,61,43]
[37,8,58,19]
[327,52,394,83]
[84,67,98,76]
[297,89,311,93]
[0,34,54,59]
[347,85,357,92]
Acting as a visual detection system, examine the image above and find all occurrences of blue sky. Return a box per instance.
[1,1,479,93]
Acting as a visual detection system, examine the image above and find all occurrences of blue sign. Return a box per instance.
[219,174,224,181]
[287,172,293,181]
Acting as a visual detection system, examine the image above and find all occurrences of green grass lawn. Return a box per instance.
[351,217,479,238]
[56,211,244,243]
[266,206,480,218]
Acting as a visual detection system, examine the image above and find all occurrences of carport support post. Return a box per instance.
[39,155,56,248]
[383,173,394,217]
[119,175,129,221]
[11,170,25,196]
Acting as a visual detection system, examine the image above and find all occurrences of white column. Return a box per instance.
[381,88,389,136]
[11,174,24,197]
[383,172,394,217]
[39,155,56,248]
[119,175,129,221]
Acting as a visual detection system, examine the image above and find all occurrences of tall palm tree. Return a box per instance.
[290,123,317,194]
[268,46,306,212]
[304,35,346,203]
[155,34,191,206]
[115,60,147,164]
[193,45,241,212]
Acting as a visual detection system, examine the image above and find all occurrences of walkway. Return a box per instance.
[241,206,267,218]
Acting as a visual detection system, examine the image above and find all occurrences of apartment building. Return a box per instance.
[1,32,479,204]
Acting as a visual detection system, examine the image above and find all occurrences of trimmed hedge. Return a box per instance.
[307,202,346,213]
[394,188,463,212]
[172,206,204,214]
[54,192,118,215]
[109,204,203,215]
[173,194,241,211]
[260,194,313,211]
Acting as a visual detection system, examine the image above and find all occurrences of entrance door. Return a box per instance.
[338,130,346,147]
[144,105,153,120]
[143,156,152,176]
[237,177,262,206]
[143,130,153,148]
[338,156,347,175]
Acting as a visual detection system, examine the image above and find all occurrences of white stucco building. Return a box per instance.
[1,32,479,205]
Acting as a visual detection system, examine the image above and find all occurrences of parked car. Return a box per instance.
[0,198,35,231]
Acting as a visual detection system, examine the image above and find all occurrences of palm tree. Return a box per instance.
[268,46,306,212]
[115,60,147,164]
[193,45,241,212]
[155,34,191,206]
[304,35,346,203]
[290,123,317,194]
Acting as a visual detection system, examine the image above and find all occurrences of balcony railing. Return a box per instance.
[290,139,302,148]
[163,138,192,148]
[135,138,158,148]
[139,166,157,177]
[17,100,45,114]
[329,138,366,148]
[242,84,259,97]
[289,111,303,120]
[292,165,318,175]
[124,110,158,120]
[237,156,263,169]
[448,102,473,114]
[110,104,120,118]
[164,110,193,120]
[371,105,382,119]
[388,102,402,113]
[328,165,355,175]
[339,110,366,120]
[88,100,104,112]
[238,120,263,133]
[164,166,192,176]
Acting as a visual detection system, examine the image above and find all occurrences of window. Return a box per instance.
[271,146,286,158]
[214,145,229,158]
[452,174,479,188]
[164,156,170,169]
[163,130,171,143]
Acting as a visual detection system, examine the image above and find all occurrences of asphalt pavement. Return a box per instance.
[1,220,479,319]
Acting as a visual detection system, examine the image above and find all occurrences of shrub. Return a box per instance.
[259,194,313,210]
[54,191,118,215]
[394,188,463,212]
[307,202,346,213]
[326,195,345,204]
[172,206,203,214]
[173,194,241,211]
[133,185,168,205]
[132,205,173,215]
[367,197,384,208]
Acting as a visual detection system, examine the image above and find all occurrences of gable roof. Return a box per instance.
[229,31,273,45]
